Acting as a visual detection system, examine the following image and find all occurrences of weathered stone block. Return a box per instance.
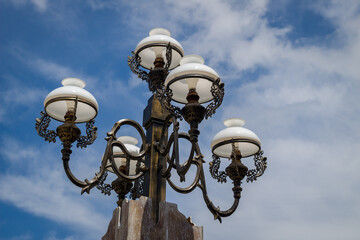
[102,197,203,240]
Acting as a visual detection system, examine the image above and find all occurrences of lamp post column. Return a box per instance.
[142,94,169,221]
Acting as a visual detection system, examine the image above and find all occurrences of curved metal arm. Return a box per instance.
[168,140,196,181]
[61,139,112,194]
[61,119,150,194]
[77,119,97,148]
[161,137,242,222]
[35,111,57,143]
[161,132,202,193]
[107,119,148,152]
[107,142,148,181]
[166,155,202,194]
[157,116,197,181]
[106,119,150,181]
[161,130,199,186]
[156,115,241,222]
[194,143,242,223]
[198,175,241,223]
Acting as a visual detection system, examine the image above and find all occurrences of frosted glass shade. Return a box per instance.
[164,55,220,104]
[211,118,261,158]
[44,78,98,123]
[135,28,184,70]
[107,136,143,176]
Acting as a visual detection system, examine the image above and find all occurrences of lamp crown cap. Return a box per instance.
[61,78,86,88]
[149,28,171,37]
[224,118,245,127]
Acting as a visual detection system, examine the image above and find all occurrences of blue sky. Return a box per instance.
[1,0,360,239]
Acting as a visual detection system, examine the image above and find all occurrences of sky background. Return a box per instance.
[1,0,360,239]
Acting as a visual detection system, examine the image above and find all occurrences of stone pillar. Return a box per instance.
[102,196,203,240]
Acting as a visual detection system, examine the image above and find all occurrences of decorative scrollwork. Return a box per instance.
[35,111,57,143]
[106,119,149,182]
[159,133,241,223]
[246,150,267,183]
[96,171,113,196]
[76,119,97,148]
[128,45,172,93]
[137,174,145,195]
[129,174,145,199]
[209,154,227,183]
[205,78,224,119]
[156,86,182,119]
[60,118,149,196]
[128,51,150,83]
[164,42,172,71]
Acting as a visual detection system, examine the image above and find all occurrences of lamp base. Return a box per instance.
[181,103,206,143]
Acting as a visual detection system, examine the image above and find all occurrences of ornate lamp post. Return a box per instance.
[35,28,267,225]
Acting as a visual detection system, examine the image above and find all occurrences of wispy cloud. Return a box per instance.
[0,173,107,230]
[0,75,47,123]
[30,0,47,12]
[0,137,110,238]
[8,46,94,84]
[1,0,48,12]
[1,85,47,106]
[30,58,79,82]
[44,231,77,240]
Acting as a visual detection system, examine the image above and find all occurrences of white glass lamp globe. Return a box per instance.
[164,55,221,104]
[44,78,98,123]
[135,28,184,70]
[107,136,142,176]
[211,118,261,158]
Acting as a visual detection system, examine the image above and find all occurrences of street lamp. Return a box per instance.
[35,28,267,223]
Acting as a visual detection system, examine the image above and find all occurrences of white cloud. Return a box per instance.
[30,0,47,12]
[1,85,46,106]
[1,0,47,12]
[30,58,79,82]
[7,47,84,83]
[0,138,111,239]
[0,174,106,231]
[44,231,77,240]
[0,75,48,123]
